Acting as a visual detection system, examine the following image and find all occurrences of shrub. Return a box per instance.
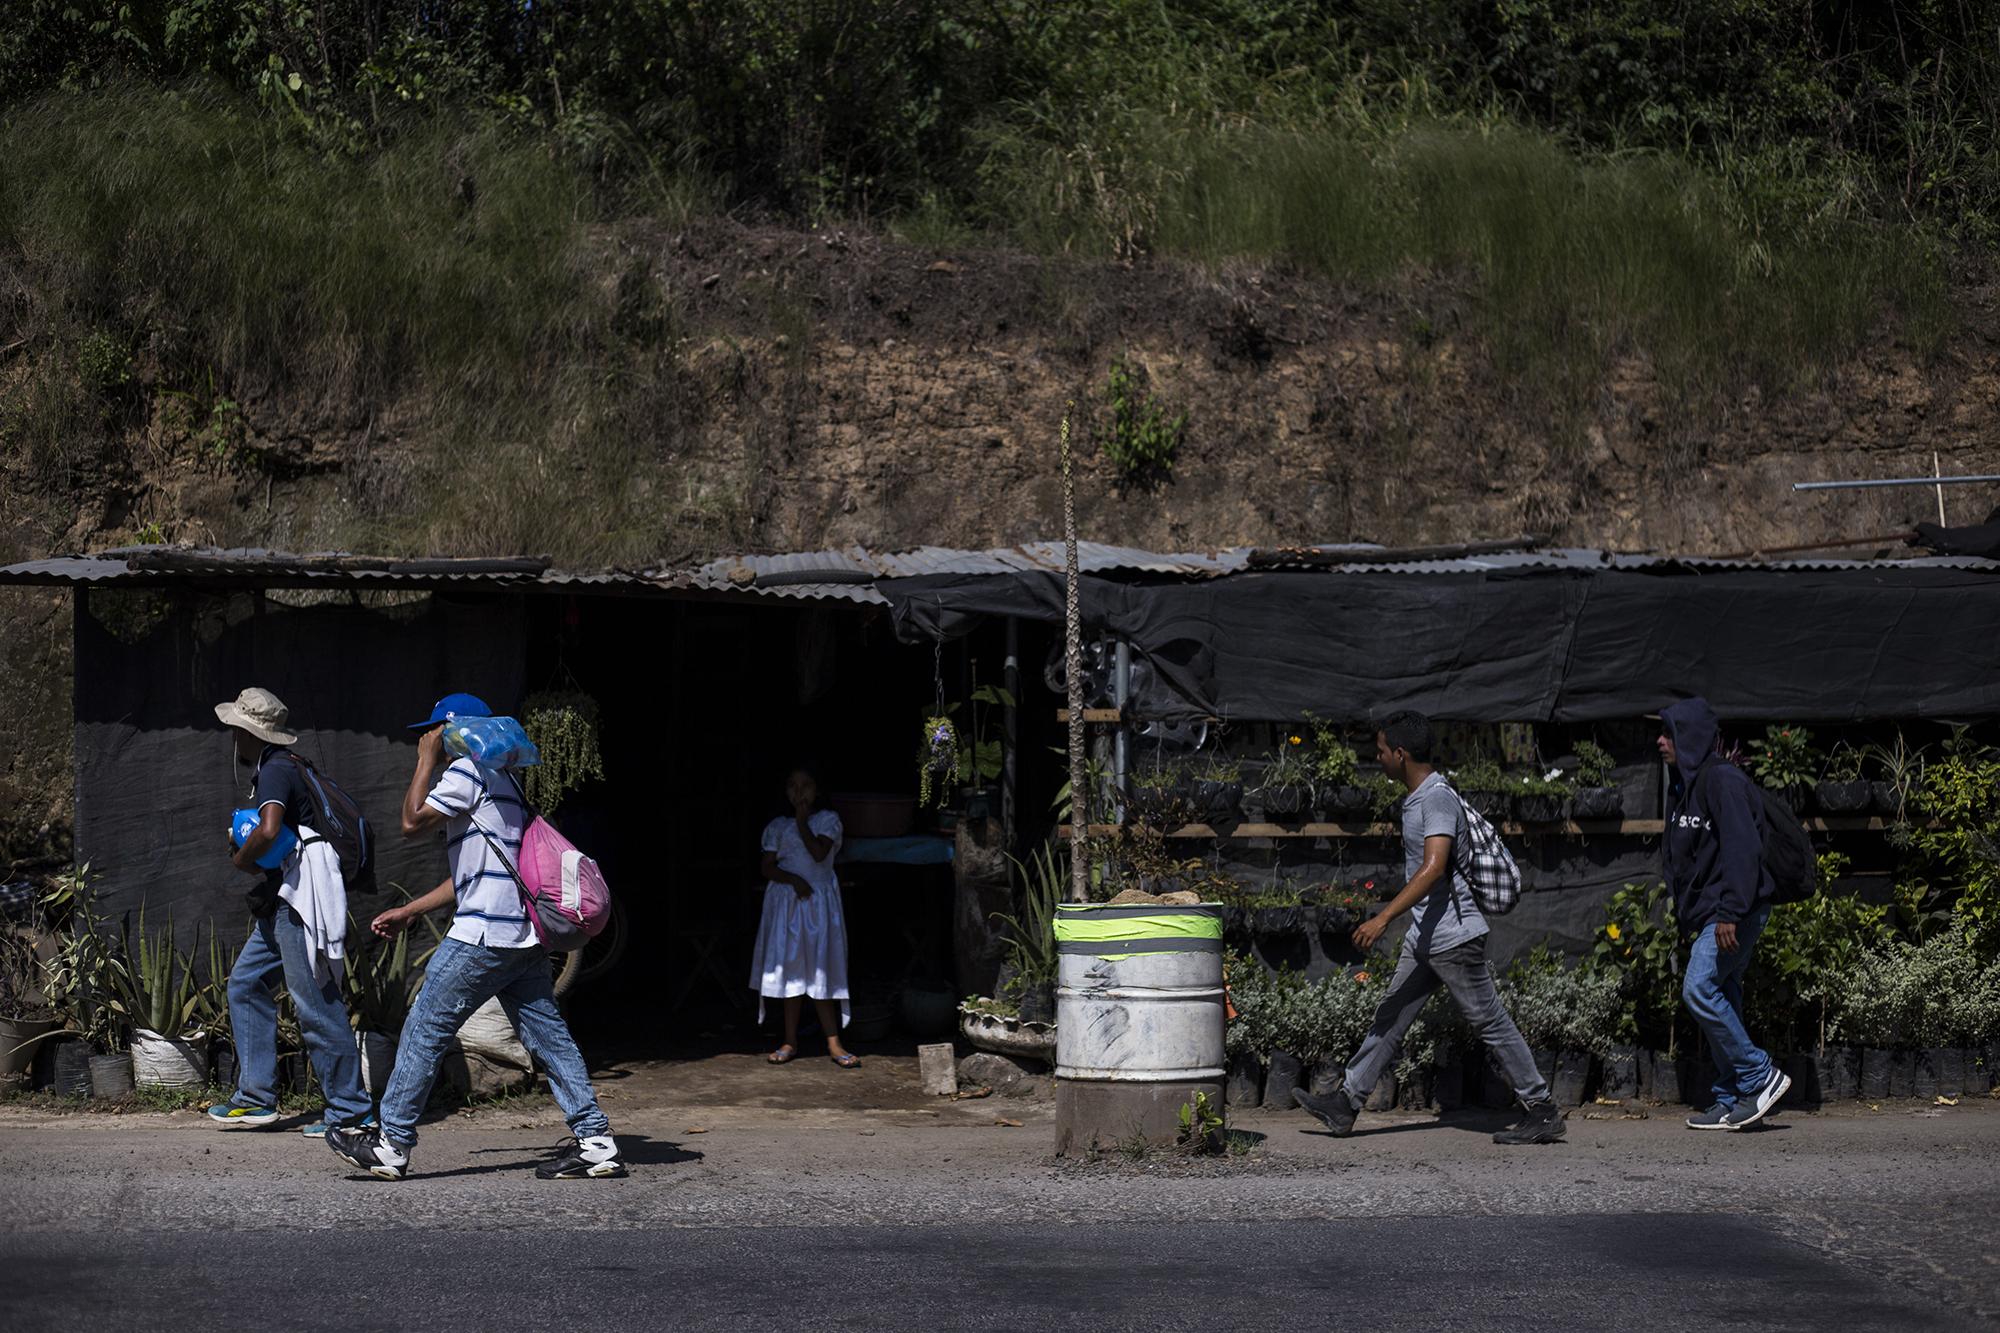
[1503,947,1627,1053]
[1100,354,1185,481]
[1832,926,1999,1049]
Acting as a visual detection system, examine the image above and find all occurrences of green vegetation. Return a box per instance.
[1,1,1988,557]
[1101,355,1185,482]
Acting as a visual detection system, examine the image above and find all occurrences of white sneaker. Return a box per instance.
[537,1134,626,1179]
[327,1125,410,1180]
[1725,1069,1792,1130]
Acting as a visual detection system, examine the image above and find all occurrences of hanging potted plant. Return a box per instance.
[1509,768,1573,825]
[1191,753,1244,823]
[1569,740,1623,820]
[1449,757,1509,823]
[1747,724,1821,814]
[119,907,207,1089]
[1813,743,1872,815]
[1863,732,1925,821]
[1123,760,1194,830]
[1255,736,1313,822]
[1305,715,1370,817]
[917,714,960,809]
[519,691,606,815]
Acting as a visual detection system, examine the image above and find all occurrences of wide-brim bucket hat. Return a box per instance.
[214,687,299,746]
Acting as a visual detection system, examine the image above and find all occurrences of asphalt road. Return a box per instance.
[2,1214,1979,1333]
[3,1099,1996,1330]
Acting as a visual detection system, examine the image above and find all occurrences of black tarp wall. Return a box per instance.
[886,564,2000,721]
[74,587,525,947]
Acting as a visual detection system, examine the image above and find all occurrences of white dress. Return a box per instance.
[749,810,850,1027]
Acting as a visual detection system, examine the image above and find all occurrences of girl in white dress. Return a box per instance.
[750,767,857,1067]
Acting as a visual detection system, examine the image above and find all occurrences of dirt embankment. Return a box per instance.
[2,219,1997,855]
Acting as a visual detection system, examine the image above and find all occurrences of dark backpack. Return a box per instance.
[292,754,375,890]
[1694,764,1816,906]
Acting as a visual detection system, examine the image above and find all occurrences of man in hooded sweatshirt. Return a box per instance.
[1659,697,1792,1130]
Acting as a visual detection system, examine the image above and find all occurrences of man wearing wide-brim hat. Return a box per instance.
[207,687,374,1136]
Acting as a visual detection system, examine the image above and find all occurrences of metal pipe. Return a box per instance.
[1791,475,2000,491]
[1002,616,1019,855]
[1113,640,1131,817]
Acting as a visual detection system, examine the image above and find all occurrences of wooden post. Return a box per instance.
[1061,404,1088,903]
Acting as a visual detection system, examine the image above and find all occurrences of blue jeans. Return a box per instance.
[227,905,371,1122]
[377,936,611,1151]
[1683,905,1776,1110]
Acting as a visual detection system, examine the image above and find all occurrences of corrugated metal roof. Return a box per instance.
[2,541,1992,597]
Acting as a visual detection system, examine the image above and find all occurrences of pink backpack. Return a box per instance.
[476,777,613,953]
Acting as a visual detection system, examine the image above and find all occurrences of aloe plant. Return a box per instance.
[119,906,200,1038]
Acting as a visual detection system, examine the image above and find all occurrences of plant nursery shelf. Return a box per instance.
[1055,708,1124,723]
[1058,814,1897,840]
[1061,819,1667,839]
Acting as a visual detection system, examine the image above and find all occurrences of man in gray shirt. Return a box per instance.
[1294,711,1563,1145]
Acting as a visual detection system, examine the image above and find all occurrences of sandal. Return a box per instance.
[768,1045,797,1065]
[830,1052,861,1069]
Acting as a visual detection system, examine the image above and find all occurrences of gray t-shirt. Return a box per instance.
[1400,773,1489,954]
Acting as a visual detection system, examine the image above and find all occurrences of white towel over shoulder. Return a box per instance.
[278,826,349,986]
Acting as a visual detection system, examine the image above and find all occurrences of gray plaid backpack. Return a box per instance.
[1446,783,1522,915]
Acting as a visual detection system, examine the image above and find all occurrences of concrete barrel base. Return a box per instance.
[1053,1078,1224,1156]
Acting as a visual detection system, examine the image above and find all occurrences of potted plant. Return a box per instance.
[118,907,207,1089]
[38,865,132,1092]
[1509,768,1573,825]
[1367,773,1405,821]
[1449,757,1509,823]
[1747,724,1821,814]
[1255,735,1314,822]
[1305,715,1370,817]
[1191,753,1244,822]
[984,843,1062,1031]
[346,915,436,1097]
[190,922,236,1088]
[0,927,58,1083]
[1569,740,1622,820]
[956,679,1016,819]
[1863,731,1925,822]
[1814,743,1872,814]
[917,714,960,809]
[1124,759,1195,830]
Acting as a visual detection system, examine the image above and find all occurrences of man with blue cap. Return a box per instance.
[327,692,623,1180]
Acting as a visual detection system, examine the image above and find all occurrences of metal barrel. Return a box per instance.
[1051,903,1226,1153]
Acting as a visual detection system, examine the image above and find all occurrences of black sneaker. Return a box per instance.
[1293,1087,1361,1137]
[1493,1100,1566,1145]
[327,1125,409,1180]
[536,1134,626,1179]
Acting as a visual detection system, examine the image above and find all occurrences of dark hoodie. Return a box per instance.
[1661,697,1773,932]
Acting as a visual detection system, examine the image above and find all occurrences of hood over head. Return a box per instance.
[1660,697,1721,783]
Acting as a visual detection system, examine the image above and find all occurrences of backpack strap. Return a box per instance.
[468,767,541,937]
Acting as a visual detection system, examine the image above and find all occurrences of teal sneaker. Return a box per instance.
[301,1112,378,1139]
[208,1101,280,1129]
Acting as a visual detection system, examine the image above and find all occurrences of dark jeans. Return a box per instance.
[1342,934,1551,1106]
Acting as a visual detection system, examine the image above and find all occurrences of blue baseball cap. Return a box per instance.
[409,692,492,731]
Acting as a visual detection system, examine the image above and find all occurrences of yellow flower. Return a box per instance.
[1606,923,1622,941]
[1288,735,1303,746]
